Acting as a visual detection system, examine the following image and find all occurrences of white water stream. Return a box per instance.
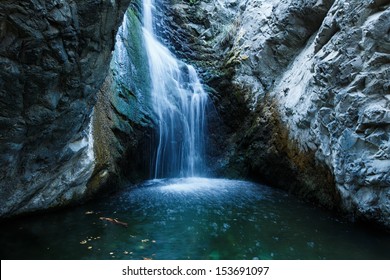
[143,0,209,178]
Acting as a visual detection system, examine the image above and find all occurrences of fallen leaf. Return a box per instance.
[99,217,128,228]
[88,246,92,250]
[85,211,94,215]
[80,240,87,245]
[141,239,149,243]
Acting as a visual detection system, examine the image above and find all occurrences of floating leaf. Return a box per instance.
[99,217,128,227]
[88,246,93,250]
[80,240,87,245]
[85,211,94,215]
[141,239,149,243]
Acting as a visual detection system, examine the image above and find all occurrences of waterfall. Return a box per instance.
[142,0,208,178]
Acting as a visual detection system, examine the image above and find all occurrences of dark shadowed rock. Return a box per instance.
[90,3,155,193]
[0,0,130,217]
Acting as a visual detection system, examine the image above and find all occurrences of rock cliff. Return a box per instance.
[156,0,390,229]
[1,0,389,229]
[0,0,131,217]
[91,2,154,191]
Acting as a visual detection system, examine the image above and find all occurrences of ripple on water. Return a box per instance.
[0,178,390,260]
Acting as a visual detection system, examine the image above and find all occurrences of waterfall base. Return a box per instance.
[1,178,389,260]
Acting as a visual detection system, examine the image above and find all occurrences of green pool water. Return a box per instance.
[1,178,389,260]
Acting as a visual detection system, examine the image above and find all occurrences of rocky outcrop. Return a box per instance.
[0,0,130,217]
[156,0,390,229]
[90,3,154,192]
[273,0,390,227]
[1,0,388,230]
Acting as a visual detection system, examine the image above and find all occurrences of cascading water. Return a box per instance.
[1,2,388,262]
[142,0,208,178]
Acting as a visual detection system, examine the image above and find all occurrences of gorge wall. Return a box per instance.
[91,1,154,192]
[0,0,389,230]
[156,0,390,229]
[0,0,132,217]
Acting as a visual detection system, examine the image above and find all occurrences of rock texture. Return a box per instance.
[0,0,130,217]
[91,3,154,191]
[1,0,388,230]
[274,0,390,227]
[156,0,390,228]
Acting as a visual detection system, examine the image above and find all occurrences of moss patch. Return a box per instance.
[86,4,155,196]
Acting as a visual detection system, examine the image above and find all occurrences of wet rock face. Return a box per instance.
[157,0,390,228]
[91,4,154,191]
[274,0,390,227]
[0,0,130,217]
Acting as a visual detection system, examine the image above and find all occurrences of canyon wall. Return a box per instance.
[0,0,131,216]
[156,0,390,228]
[90,2,154,194]
[1,0,389,229]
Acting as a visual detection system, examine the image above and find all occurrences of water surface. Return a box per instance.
[1,178,389,260]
